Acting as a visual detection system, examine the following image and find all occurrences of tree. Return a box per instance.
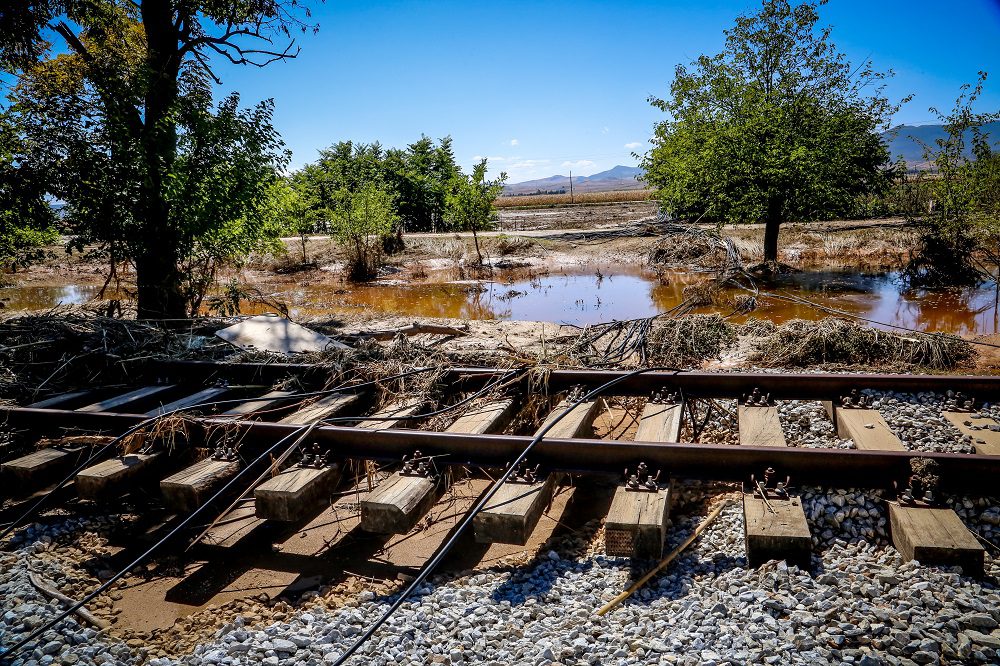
[903,73,1000,287]
[446,159,506,265]
[0,109,58,272]
[1,0,315,319]
[333,183,399,281]
[642,0,901,267]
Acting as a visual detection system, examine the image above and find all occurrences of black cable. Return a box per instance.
[1,366,519,658]
[0,367,435,543]
[328,365,684,666]
[0,419,323,659]
[323,369,523,426]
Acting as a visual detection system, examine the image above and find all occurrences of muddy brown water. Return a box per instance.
[4,266,999,336]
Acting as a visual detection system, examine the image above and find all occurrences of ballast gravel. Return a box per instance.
[3,390,1000,666]
[153,494,998,666]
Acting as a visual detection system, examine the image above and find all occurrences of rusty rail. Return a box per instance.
[3,406,998,494]
[150,361,1000,400]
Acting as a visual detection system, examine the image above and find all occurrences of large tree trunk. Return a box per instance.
[763,195,783,264]
[137,0,186,320]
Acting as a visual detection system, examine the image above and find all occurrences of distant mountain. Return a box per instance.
[883,121,1000,169]
[503,124,1000,195]
[504,165,645,195]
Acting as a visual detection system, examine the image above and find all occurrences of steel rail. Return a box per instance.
[151,361,1000,399]
[3,406,998,493]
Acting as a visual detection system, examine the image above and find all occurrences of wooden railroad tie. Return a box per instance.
[941,411,1000,456]
[255,463,342,522]
[474,395,599,545]
[76,453,163,501]
[2,446,83,494]
[77,385,176,414]
[743,488,811,569]
[823,400,905,451]
[888,501,985,577]
[361,398,517,535]
[738,389,787,447]
[160,454,241,513]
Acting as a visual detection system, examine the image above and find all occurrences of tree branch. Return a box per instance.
[52,21,144,139]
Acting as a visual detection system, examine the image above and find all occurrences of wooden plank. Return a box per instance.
[2,447,82,491]
[473,397,600,544]
[160,456,240,512]
[738,405,787,447]
[825,404,904,451]
[743,492,811,569]
[889,502,985,577]
[942,411,1000,456]
[360,473,439,533]
[635,401,683,443]
[605,485,671,559]
[26,390,92,409]
[359,399,514,535]
[144,387,229,417]
[277,393,360,425]
[538,398,601,439]
[215,314,349,354]
[473,474,557,545]
[355,399,423,430]
[222,390,294,416]
[254,464,341,521]
[77,385,175,413]
[76,453,162,500]
[445,398,517,435]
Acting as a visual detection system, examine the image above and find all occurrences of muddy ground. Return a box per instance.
[8,202,918,295]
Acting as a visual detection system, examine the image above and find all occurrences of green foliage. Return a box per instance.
[291,136,462,233]
[445,159,507,264]
[903,73,1000,287]
[1,0,314,318]
[0,109,58,271]
[333,183,399,281]
[642,0,901,263]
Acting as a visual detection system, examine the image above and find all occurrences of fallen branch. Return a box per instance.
[28,570,110,629]
[352,323,470,341]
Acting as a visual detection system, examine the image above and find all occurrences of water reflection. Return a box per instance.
[4,266,1000,336]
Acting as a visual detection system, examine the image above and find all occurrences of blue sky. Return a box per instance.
[209,0,1000,182]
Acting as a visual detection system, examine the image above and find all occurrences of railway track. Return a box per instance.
[2,363,1000,661]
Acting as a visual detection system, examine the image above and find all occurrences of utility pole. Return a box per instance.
[569,170,574,203]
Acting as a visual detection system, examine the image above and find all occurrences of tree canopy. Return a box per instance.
[642,0,902,264]
[1,0,315,318]
[290,136,464,234]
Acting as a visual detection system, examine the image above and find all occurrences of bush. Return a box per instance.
[333,183,398,281]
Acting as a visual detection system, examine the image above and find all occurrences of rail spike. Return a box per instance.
[839,388,870,410]
[945,391,977,413]
[895,457,941,507]
[742,387,773,407]
[623,461,661,491]
[400,450,435,478]
[650,389,678,405]
[297,442,333,470]
[509,460,542,485]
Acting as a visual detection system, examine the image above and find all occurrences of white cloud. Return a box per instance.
[624,142,643,150]
[561,160,594,169]
[601,126,610,134]
[509,139,519,146]
[510,159,550,169]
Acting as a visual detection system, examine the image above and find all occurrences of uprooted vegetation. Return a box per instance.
[740,318,976,370]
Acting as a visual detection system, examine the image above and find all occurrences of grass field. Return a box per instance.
[495,189,655,208]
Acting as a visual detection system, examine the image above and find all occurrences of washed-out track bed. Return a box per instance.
[2,362,1000,665]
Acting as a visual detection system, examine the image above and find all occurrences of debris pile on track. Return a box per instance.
[741,318,975,371]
